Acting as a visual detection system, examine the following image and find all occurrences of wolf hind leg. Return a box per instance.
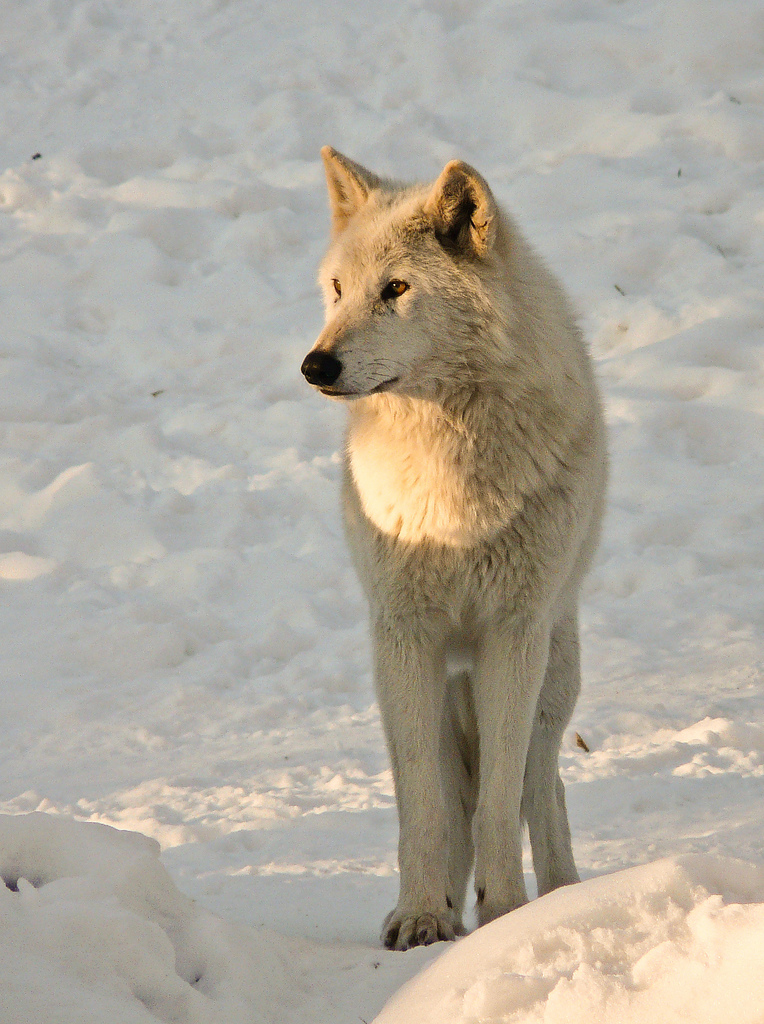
[521,611,581,896]
[439,670,479,926]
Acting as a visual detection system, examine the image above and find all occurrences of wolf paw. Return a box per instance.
[476,896,526,928]
[381,908,463,950]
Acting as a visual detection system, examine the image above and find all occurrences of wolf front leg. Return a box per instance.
[472,618,551,927]
[372,613,459,950]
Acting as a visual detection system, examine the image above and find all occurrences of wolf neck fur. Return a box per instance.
[346,386,556,547]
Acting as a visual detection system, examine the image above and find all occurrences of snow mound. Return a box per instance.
[0,813,293,1024]
[374,856,764,1024]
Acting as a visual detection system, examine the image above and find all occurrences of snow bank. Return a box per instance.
[374,857,764,1024]
[0,813,292,1024]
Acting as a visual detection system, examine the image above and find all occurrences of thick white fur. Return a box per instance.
[304,148,608,950]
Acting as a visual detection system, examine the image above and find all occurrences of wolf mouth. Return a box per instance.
[319,376,399,398]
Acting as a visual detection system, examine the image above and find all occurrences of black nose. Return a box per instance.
[301,351,343,387]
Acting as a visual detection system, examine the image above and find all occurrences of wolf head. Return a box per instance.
[301,148,513,402]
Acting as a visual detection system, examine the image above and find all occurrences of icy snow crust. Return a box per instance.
[0,0,763,1020]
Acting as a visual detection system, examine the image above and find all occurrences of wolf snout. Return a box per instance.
[301,350,343,388]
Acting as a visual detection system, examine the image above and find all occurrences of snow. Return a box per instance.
[0,0,762,1021]
[375,856,764,1024]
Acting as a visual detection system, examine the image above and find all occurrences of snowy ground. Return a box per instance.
[1,0,763,1020]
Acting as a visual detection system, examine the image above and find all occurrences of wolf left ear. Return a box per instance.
[424,160,497,257]
[321,147,383,237]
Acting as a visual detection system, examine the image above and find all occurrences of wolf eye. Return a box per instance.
[332,279,341,299]
[381,280,409,301]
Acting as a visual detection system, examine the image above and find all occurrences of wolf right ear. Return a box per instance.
[321,147,383,237]
[424,160,498,257]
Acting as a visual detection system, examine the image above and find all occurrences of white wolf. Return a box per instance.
[302,147,607,950]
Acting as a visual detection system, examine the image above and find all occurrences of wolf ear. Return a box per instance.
[424,160,497,257]
[321,146,383,237]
